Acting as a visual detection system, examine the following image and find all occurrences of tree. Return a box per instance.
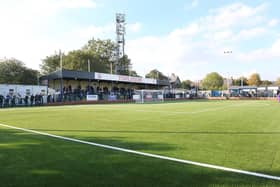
[261,80,272,86]
[232,77,248,86]
[180,80,193,90]
[64,50,110,73]
[117,55,133,76]
[83,38,115,73]
[83,38,116,61]
[83,39,136,75]
[40,51,63,75]
[202,72,224,90]
[129,70,141,77]
[40,38,139,76]
[145,69,168,80]
[276,77,280,86]
[0,59,38,84]
[248,73,261,86]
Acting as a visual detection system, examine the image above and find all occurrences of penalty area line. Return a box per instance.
[0,123,279,181]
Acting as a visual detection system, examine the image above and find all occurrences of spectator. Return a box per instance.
[0,95,3,108]
[47,94,51,103]
[5,94,10,107]
[39,95,43,105]
[11,95,16,107]
[24,95,29,106]
[17,93,22,105]
[35,94,39,105]
[30,94,34,106]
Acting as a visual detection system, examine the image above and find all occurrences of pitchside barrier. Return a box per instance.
[0,84,48,107]
[207,97,278,101]
[132,89,195,103]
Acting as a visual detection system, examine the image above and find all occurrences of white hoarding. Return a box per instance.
[95,73,119,81]
[95,72,157,85]
[86,95,98,101]
[133,94,140,100]
[158,95,164,99]
[0,84,47,97]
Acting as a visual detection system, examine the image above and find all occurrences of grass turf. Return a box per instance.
[0,100,280,186]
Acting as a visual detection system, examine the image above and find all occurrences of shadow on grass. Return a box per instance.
[0,129,280,187]
[30,128,280,135]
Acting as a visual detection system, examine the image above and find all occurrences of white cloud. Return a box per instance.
[170,23,200,39]
[268,19,278,27]
[128,22,142,33]
[196,3,270,44]
[127,32,209,79]
[234,27,267,41]
[0,0,96,20]
[212,30,233,41]
[0,0,97,69]
[76,24,115,39]
[236,37,280,62]
[203,3,267,31]
[127,3,280,80]
[57,0,97,9]
[271,38,280,53]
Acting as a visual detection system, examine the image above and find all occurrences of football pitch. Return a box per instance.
[0,100,280,187]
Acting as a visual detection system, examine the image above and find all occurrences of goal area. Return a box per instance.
[133,90,164,103]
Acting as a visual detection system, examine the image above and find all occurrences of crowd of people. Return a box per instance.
[0,94,44,108]
[0,84,139,107]
[48,85,136,103]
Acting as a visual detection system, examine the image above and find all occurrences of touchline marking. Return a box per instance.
[0,123,279,181]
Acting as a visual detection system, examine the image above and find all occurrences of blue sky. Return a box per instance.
[0,0,280,81]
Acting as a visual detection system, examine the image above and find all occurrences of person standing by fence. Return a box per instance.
[0,95,3,108]
[24,95,29,106]
[30,95,34,106]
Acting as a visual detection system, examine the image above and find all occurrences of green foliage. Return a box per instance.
[232,77,248,86]
[117,55,133,76]
[129,70,141,77]
[64,49,110,73]
[40,38,138,76]
[145,69,168,80]
[180,80,193,90]
[248,73,262,86]
[83,38,116,60]
[261,80,273,86]
[202,72,224,90]
[82,38,116,73]
[0,59,38,84]
[275,77,280,86]
[40,52,63,75]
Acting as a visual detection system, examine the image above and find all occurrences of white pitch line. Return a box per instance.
[0,123,280,181]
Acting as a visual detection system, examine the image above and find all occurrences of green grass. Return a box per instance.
[1,100,280,186]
